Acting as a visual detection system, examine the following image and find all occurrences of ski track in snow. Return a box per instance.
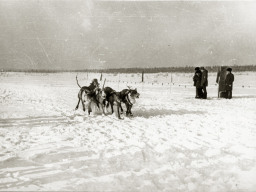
[0,72,256,191]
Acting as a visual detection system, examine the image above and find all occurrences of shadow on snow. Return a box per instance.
[134,108,206,119]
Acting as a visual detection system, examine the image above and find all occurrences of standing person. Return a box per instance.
[193,67,202,98]
[216,66,227,98]
[200,67,208,99]
[225,68,234,99]
[89,78,100,91]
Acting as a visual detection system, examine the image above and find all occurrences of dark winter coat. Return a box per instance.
[225,73,234,91]
[193,70,202,86]
[201,70,208,87]
[193,73,202,88]
[216,67,227,92]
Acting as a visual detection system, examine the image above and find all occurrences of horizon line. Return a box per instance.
[2,65,256,73]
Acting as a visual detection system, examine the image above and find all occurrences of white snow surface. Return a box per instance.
[0,72,256,191]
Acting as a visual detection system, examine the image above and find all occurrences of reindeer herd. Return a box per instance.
[75,76,140,119]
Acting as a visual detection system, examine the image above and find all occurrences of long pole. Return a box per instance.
[100,72,102,81]
[102,78,106,89]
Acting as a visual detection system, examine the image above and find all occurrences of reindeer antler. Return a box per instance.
[76,74,81,88]
[127,86,132,90]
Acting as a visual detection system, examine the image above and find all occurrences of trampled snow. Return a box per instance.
[0,72,256,191]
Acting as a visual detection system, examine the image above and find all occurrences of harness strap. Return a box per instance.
[125,94,133,106]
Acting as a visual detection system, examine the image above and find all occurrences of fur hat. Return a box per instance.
[226,68,232,72]
[195,67,200,71]
[92,79,99,85]
[200,67,205,70]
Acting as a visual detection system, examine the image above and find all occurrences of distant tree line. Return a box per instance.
[2,65,256,73]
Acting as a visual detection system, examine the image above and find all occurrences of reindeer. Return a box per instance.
[103,86,122,119]
[75,76,106,115]
[87,87,106,115]
[103,86,140,118]
[119,86,140,116]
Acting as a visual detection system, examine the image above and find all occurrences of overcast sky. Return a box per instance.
[1,0,256,70]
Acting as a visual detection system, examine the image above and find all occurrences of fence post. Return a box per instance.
[170,73,173,94]
[142,70,144,82]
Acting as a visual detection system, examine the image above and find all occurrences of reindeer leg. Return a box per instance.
[120,103,123,114]
[125,102,129,116]
[82,99,86,112]
[129,105,133,116]
[111,102,114,114]
[75,98,80,110]
[79,90,86,112]
[75,90,83,110]
[117,103,121,119]
[88,101,92,115]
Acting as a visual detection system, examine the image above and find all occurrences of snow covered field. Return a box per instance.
[0,71,256,191]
